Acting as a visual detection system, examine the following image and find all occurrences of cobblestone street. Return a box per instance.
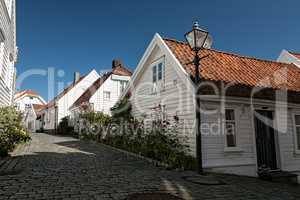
[0,133,300,200]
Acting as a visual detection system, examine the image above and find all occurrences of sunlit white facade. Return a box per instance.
[0,0,17,106]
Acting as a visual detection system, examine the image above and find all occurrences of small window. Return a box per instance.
[119,81,128,94]
[151,60,164,94]
[89,103,95,111]
[158,63,163,81]
[294,115,300,150]
[152,65,157,83]
[225,109,237,147]
[104,91,111,100]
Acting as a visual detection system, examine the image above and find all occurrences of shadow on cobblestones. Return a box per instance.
[0,133,300,200]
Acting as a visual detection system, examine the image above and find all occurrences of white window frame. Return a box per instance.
[223,108,242,152]
[104,91,111,100]
[151,57,165,94]
[292,113,300,154]
[119,80,128,95]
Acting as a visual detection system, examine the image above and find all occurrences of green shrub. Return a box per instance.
[111,97,133,122]
[79,112,111,126]
[0,107,30,157]
[103,127,196,170]
[58,116,75,135]
[79,104,196,170]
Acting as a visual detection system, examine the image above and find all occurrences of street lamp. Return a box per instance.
[185,22,209,174]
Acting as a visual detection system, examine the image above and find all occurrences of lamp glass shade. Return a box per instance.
[185,26,209,51]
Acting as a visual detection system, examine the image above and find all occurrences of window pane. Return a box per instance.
[120,81,127,93]
[295,115,300,125]
[297,127,300,150]
[158,63,163,80]
[226,122,236,147]
[152,66,157,83]
[104,91,110,100]
[225,109,235,120]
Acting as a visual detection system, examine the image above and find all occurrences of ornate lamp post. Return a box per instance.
[185,22,209,174]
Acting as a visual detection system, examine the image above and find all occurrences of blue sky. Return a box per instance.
[17,0,300,101]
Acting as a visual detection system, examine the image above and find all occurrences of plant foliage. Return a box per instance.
[0,107,30,157]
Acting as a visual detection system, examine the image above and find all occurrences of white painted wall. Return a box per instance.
[15,95,46,112]
[129,39,196,156]
[90,74,130,115]
[200,101,257,176]
[43,70,99,130]
[0,0,17,106]
[278,107,300,175]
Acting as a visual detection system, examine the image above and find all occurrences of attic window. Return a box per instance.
[104,91,111,100]
[151,58,165,94]
[152,66,157,83]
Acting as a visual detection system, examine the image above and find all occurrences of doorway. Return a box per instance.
[254,110,278,173]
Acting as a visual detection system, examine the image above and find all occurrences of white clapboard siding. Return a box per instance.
[201,102,256,168]
[57,70,99,123]
[277,108,300,172]
[130,44,197,154]
[0,0,17,106]
[90,74,130,115]
[43,70,99,130]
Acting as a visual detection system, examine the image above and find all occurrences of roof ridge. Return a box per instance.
[46,72,88,107]
[163,38,292,66]
[71,72,112,109]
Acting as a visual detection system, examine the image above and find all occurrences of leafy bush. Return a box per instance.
[0,107,30,157]
[111,97,133,122]
[57,116,75,135]
[79,112,111,126]
[79,99,196,170]
[103,121,196,170]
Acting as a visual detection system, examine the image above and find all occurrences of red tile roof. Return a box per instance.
[15,90,38,100]
[71,72,112,109]
[70,65,131,109]
[32,104,46,117]
[112,65,132,76]
[164,38,300,92]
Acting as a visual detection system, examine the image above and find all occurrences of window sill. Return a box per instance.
[224,147,243,153]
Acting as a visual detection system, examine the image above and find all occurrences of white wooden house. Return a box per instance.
[41,70,99,132]
[0,0,17,106]
[14,90,46,131]
[69,60,131,116]
[14,90,46,112]
[121,33,300,181]
[23,104,45,133]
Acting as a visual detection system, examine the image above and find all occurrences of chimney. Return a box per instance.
[74,72,80,83]
[112,59,122,69]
